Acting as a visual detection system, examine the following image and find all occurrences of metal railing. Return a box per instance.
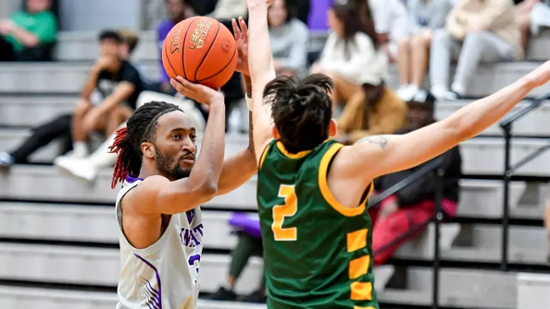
[498,92,550,271]
[368,157,445,309]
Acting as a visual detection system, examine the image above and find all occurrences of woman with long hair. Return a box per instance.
[311,0,388,109]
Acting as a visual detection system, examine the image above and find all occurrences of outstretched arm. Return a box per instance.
[246,0,277,163]
[338,61,550,185]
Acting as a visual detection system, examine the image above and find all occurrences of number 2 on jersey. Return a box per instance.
[272,185,298,241]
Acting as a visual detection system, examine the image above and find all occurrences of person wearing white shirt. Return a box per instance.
[311,0,388,109]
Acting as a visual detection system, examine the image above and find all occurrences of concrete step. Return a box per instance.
[0,242,520,308]
[3,130,550,176]
[435,100,550,137]
[0,62,159,93]
[1,61,548,98]
[0,96,76,127]
[0,165,533,216]
[517,273,550,309]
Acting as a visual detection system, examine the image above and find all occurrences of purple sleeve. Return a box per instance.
[157,20,174,84]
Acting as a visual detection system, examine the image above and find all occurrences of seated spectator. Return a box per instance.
[206,214,266,303]
[0,30,143,168]
[369,91,462,265]
[367,0,409,63]
[311,0,388,109]
[68,30,143,159]
[0,0,57,61]
[335,82,407,145]
[396,0,453,101]
[268,0,309,77]
[516,0,550,50]
[430,0,523,100]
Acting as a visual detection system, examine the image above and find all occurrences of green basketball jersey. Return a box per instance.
[257,139,378,309]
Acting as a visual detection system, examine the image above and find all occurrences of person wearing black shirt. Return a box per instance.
[0,30,143,168]
[70,30,144,158]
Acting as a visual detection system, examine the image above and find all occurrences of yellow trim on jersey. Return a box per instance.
[347,229,368,252]
[350,282,373,301]
[276,141,311,159]
[349,255,370,279]
[259,142,272,169]
[318,143,368,217]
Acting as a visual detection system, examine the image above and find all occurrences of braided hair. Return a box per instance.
[109,101,183,188]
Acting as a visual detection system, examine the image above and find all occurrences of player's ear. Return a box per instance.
[272,126,280,139]
[328,119,338,137]
[141,142,155,159]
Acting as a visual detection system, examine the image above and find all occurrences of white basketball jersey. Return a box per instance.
[115,178,203,309]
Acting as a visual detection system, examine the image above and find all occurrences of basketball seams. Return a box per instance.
[181,20,194,80]
[194,22,221,82]
[163,38,178,78]
[196,46,237,83]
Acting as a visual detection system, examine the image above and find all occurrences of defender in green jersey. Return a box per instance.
[242,0,550,308]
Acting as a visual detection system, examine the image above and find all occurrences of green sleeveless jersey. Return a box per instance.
[257,139,378,309]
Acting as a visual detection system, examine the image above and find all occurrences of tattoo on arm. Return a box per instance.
[356,135,389,150]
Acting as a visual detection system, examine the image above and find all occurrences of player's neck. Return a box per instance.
[138,165,175,182]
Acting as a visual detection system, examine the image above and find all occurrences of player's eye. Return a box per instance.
[190,134,197,140]
[172,134,181,140]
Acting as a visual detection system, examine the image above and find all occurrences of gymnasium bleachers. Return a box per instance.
[0,27,550,309]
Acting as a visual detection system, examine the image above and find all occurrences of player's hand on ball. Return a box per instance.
[232,17,249,76]
[170,76,224,105]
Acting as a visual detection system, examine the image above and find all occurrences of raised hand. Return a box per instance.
[170,76,224,105]
[232,17,249,76]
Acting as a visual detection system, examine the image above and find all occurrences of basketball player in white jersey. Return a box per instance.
[109,20,256,307]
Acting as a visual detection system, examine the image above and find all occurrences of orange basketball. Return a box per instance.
[162,16,238,90]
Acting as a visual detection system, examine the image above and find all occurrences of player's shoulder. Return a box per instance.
[122,175,169,211]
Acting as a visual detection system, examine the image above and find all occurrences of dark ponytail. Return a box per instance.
[264,74,334,154]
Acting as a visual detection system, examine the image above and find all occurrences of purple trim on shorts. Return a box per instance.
[134,254,162,309]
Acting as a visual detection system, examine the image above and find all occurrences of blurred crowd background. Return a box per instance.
[0,0,550,308]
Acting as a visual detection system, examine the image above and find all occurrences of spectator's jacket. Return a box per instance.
[374,124,462,210]
[446,0,523,59]
[338,86,407,143]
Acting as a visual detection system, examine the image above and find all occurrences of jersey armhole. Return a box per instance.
[318,143,372,217]
[258,141,273,169]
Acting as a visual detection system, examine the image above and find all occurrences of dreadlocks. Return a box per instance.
[109,101,183,188]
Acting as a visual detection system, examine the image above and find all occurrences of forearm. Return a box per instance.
[9,26,39,47]
[248,3,274,86]
[217,149,257,195]
[81,70,101,99]
[187,100,226,191]
[445,76,535,141]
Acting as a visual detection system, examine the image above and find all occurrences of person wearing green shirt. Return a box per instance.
[0,0,57,61]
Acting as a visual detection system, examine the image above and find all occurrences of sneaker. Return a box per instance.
[430,85,449,101]
[0,152,14,168]
[54,156,97,183]
[240,290,267,303]
[204,287,237,301]
[397,84,420,102]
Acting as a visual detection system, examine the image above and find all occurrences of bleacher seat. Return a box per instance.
[0,96,75,127]
[517,273,550,309]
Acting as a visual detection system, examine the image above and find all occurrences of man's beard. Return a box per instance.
[155,148,192,180]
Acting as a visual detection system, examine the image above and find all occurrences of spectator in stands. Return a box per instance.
[335,82,407,145]
[206,214,266,303]
[0,30,144,168]
[157,0,194,95]
[0,0,57,61]
[430,0,523,100]
[68,31,144,159]
[118,29,161,92]
[268,0,309,77]
[311,0,388,109]
[366,0,409,63]
[516,0,550,50]
[370,91,462,265]
[396,0,453,101]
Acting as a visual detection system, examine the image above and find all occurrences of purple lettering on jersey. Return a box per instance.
[186,210,195,224]
[179,223,203,247]
[188,254,201,275]
[134,254,162,309]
